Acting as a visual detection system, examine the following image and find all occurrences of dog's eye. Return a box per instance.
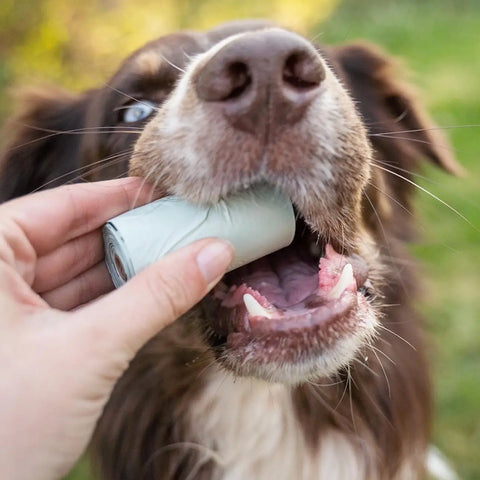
[119,100,156,123]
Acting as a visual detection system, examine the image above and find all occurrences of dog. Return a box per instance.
[0,20,461,480]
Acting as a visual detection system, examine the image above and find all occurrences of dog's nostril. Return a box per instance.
[224,62,251,100]
[283,53,325,90]
[195,29,326,133]
[195,61,251,102]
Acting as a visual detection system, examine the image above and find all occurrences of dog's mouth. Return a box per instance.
[203,209,377,382]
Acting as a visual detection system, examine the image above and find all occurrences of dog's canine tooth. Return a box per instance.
[329,263,354,300]
[243,293,274,318]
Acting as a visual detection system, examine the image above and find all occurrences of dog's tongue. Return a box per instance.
[227,248,318,307]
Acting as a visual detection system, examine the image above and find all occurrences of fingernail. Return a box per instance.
[197,240,234,286]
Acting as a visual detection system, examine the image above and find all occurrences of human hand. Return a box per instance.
[0,178,234,480]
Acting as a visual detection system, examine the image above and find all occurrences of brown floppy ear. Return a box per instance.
[0,86,92,202]
[331,42,463,176]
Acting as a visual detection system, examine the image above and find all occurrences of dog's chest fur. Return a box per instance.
[183,368,376,480]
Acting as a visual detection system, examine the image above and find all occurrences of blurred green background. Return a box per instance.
[1,0,478,478]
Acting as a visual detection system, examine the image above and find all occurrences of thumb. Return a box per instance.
[73,238,234,353]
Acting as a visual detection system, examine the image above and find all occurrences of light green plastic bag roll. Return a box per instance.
[103,184,295,288]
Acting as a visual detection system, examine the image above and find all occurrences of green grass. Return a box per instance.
[66,1,480,478]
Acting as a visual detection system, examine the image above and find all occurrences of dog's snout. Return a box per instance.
[194,30,325,133]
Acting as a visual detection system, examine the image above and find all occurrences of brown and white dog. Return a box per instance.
[0,20,461,480]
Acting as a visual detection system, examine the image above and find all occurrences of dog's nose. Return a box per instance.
[194,29,325,134]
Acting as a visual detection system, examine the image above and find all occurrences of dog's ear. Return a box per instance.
[0,86,92,202]
[332,42,463,176]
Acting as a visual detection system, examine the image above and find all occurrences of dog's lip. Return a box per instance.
[206,244,370,338]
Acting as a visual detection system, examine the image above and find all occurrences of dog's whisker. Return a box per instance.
[366,181,415,218]
[363,190,414,302]
[306,382,352,422]
[130,160,163,209]
[379,303,402,308]
[194,357,220,382]
[9,121,143,135]
[308,30,325,44]
[363,190,394,240]
[74,166,130,185]
[159,52,187,74]
[305,378,345,387]
[67,158,130,186]
[345,364,358,434]
[4,125,141,153]
[103,83,162,112]
[376,335,393,349]
[334,370,351,413]
[32,149,133,192]
[352,356,379,378]
[373,158,480,223]
[182,49,195,61]
[376,324,416,351]
[353,350,395,428]
[372,158,440,184]
[370,346,392,398]
[372,163,480,233]
[369,344,397,366]
[370,123,480,136]
[369,132,459,151]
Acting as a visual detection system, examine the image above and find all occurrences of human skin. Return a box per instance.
[0,178,234,480]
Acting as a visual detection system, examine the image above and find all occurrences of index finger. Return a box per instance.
[1,178,155,256]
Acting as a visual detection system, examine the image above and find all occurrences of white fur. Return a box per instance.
[427,447,459,480]
[180,366,434,480]
[177,366,438,480]
[183,367,374,480]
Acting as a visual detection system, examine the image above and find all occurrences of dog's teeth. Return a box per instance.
[243,294,273,318]
[329,263,354,300]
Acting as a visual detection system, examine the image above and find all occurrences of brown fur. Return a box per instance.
[0,20,460,480]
